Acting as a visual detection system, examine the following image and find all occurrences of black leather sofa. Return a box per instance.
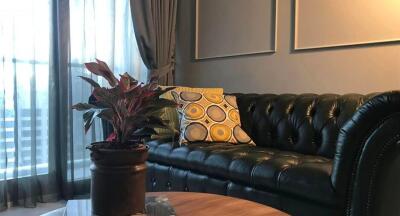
[144,91,400,216]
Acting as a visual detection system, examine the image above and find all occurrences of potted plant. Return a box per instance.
[72,59,176,215]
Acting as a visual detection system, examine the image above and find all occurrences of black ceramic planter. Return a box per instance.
[89,142,148,216]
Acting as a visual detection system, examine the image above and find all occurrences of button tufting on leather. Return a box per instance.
[309,107,316,117]
[266,105,273,115]
[248,103,256,113]
[287,105,294,115]
[333,108,341,117]
[218,93,371,157]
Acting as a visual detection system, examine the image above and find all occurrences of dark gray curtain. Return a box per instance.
[51,0,91,200]
[129,0,178,85]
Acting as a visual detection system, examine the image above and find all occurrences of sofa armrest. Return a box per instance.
[331,91,400,216]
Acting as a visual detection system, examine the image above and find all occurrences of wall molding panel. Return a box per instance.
[195,0,277,60]
[294,0,400,50]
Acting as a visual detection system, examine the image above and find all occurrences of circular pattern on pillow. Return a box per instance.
[210,124,231,141]
[207,105,226,122]
[204,93,223,104]
[184,103,205,120]
[233,125,252,144]
[228,109,240,125]
[172,90,255,146]
[224,95,238,108]
[184,123,208,141]
[180,92,202,101]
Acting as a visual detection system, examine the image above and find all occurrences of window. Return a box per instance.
[0,0,51,179]
[0,0,145,181]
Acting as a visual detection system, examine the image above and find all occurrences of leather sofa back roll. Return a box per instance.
[234,93,377,158]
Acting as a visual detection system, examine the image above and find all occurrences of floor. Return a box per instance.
[0,201,66,216]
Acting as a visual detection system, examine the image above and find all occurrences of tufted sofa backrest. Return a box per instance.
[235,93,378,158]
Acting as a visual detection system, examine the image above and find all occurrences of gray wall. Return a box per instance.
[175,0,400,94]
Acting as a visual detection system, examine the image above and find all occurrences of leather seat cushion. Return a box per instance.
[146,139,335,205]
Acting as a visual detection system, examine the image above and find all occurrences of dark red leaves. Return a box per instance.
[106,132,117,142]
[73,59,177,144]
[84,59,118,87]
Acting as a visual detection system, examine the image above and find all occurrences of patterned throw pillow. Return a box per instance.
[153,86,224,138]
[172,91,255,145]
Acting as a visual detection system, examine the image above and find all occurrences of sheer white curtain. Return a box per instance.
[0,0,51,180]
[0,0,54,209]
[0,0,145,209]
[69,0,146,180]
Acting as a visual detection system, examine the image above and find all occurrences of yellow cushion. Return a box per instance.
[154,86,223,138]
[172,90,255,146]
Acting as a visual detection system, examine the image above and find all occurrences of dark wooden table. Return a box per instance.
[61,192,288,216]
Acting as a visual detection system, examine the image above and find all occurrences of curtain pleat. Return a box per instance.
[130,0,178,85]
[51,0,74,199]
